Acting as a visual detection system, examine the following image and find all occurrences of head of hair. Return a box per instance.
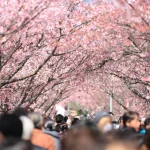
[64,116,68,123]
[104,140,137,150]
[71,118,80,126]
[123,111,139,127]
[12,107,28,118]
[62,120,105,150]
[105,130,142,149]
[94,111,110,124]
[71,120,99,134]
[144,118,150,126]
[118,116,123,123]
[28,112,43,129]
[19,116,34,140]
[44,120,54,131]
[56,114,64,124]
[0,114,23,138]
[0,137,32,150]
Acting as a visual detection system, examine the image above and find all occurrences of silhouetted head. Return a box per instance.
[0,114,23,140]
[62,120,104,150]
[56,114,64,124]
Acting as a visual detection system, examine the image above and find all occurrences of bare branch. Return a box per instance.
[86,57,113,72]
[6,56,30,81]
[110,92,130,111]
[1,38,22,71]
[70,20,91,34]
[111,73,150,102]
[0,45,58,88]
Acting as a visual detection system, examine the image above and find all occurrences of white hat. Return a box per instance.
[20,116,34,140]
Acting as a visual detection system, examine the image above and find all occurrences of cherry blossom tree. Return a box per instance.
[0,0,95,113]
[81,0,150,116]
[62,0,150,117]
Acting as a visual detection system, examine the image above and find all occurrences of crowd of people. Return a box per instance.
[0,108,150,150]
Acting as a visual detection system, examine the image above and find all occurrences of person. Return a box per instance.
[123,111,140,132]
[106,128,144,150]
[104,140,137,150]
[71,118,80,126]
[0,137,33,150]
[144,118,150,130]
[118,116,123,128]
[140,118,146,135]
[44,120,61,150]
[28,112,55,150]
[55,114,68,133]
[0,114,23,143]
[112,121,119,130]
[139,130,150,150]
[141,118,146,126]
[93,111,112,132]
[62,120,104,150]
[20,116,34,140]
[64,116,68,123]
[63,120,137,150]
[66,116,72,129]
